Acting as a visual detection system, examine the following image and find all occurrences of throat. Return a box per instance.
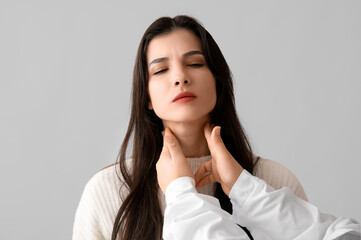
[178,138,210,159]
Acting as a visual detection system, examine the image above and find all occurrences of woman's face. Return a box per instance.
[147,29,217,125]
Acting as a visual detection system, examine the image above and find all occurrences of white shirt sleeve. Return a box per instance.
[229,170,361,240]
[163,177,250,240]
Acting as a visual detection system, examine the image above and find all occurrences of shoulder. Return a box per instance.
[85,163,123,194]
[73,160,131,239]
[253,156,308,201]
[82,159,133,202]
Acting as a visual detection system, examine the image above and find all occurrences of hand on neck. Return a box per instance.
[163,117,210,158]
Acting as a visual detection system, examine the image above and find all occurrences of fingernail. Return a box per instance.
[216,126,221,136]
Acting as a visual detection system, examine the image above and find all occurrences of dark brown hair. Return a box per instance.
[112,15,255,240]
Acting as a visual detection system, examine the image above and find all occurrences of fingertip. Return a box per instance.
[165,127,174,135]
[162,129,167,145]
[211,126,223,144]
[211,126,220,135]
[164,128,174,144]
[215,126,221,136]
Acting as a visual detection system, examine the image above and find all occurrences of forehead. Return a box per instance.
[147,29,203,63]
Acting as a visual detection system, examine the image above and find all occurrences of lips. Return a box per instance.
[172,91,197,103]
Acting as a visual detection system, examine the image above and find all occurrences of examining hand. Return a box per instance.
[194,123,244,196]
[156,128,194,194]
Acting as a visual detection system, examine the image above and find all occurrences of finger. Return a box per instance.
[156,145,167,171]
[164,128,186,163]
[211,126,227,154]
[194,160,212,184]
[160,143,170,158]
[196,173,216,188]
[160,130,170,159]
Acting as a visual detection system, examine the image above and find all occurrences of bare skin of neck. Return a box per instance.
[162,116,210,158]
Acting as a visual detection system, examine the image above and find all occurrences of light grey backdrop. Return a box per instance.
[1,0,360,239]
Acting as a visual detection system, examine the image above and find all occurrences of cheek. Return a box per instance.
[148,81,167,110]
[149,80,161,99]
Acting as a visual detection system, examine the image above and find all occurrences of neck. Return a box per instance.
[163,118,210,158]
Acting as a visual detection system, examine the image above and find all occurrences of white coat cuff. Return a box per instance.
[165,177,197,205]
[229,169,259,209]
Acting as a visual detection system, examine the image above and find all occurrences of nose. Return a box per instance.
[175,79,190,86]
[173,66,191,86]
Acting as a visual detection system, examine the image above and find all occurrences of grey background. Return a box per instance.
[1,0,360,239]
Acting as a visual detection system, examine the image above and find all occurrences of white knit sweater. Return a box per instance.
[72,156,307,239]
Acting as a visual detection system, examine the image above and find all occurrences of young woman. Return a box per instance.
[73,15,360,240]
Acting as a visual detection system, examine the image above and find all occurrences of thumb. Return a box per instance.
[211,126,227,154]
[164,128,186,163]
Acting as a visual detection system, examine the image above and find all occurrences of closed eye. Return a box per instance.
[188,63,204,67]
[153,69,168,75]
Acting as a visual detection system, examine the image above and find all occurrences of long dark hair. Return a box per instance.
[112,15,255,240]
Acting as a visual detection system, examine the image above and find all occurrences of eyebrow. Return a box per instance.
[183,50,204,57]
[148,50,204,67]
